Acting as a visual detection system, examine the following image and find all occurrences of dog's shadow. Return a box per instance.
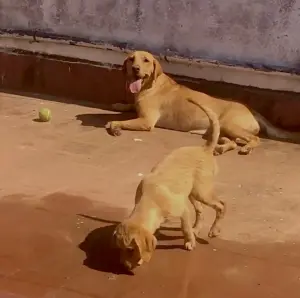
[78,214,208,275]
[76,111,136,129]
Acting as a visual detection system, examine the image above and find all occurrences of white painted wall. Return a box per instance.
[1,0,300,74]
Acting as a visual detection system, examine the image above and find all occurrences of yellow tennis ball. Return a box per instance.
[39,108,52,122]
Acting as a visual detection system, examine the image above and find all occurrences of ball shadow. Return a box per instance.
[32,118,48,123]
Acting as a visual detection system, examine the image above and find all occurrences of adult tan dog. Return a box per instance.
[112,101,225,271]
[106,51,300,155]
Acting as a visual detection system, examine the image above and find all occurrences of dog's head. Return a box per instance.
[112,222,157,270]
[122,51,163,94]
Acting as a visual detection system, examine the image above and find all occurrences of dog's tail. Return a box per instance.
[187,98,220,151]
[252,111,300,144]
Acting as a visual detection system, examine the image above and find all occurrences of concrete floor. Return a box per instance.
[1,91,300,297]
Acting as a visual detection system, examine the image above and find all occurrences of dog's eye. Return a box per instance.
[143,57,150,63]
[129,57,134,62]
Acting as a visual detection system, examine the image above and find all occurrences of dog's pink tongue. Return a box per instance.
[129,79,142,93]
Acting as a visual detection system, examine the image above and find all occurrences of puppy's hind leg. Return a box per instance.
[205,194,226,238]
[189,197,204,237]
[180,206,196,251]
[192,186,226,238]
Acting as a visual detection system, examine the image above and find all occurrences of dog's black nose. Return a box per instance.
[132,65,140,73]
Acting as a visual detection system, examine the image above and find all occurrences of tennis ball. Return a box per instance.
[38,108,52,122]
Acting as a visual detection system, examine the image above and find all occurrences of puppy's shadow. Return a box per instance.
[76,112,136,128]
[78,224,131,275]
[78,214,208,273]
[156,229,209,250]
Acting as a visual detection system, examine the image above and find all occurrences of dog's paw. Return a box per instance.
[213,146,224,156]
[238,146,252,155]
[105,121,122,136]
[208,227,221,238]
[235,138,247,146]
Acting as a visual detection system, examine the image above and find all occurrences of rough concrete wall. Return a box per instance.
[1,0,300,73]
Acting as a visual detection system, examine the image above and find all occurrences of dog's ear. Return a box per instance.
[134,230,157,262]
[153,57,162,80]
[122,54,132,76]
[122,58,128,75]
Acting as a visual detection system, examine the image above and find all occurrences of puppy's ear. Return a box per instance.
[134,230,157,263]
[111,229,118,248]
[153,58,163,80]
[114,223,136,248]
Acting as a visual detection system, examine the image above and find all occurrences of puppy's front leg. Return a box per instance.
[106,113,159,136]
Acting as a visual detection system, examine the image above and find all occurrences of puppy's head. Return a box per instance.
[122,51,162,94]
[112,222,157,270]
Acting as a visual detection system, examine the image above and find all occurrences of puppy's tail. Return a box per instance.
[187,98,220,151]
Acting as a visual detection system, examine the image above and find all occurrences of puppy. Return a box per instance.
[106,51,300,155]
[112,100,225,271]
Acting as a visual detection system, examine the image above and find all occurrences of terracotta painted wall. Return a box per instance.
[1,0,300,73]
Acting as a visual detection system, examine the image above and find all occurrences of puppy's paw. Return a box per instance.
[105,121,122,136]
[208,227,221,238]
[184,237,196,251]
[184,241,196,251]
